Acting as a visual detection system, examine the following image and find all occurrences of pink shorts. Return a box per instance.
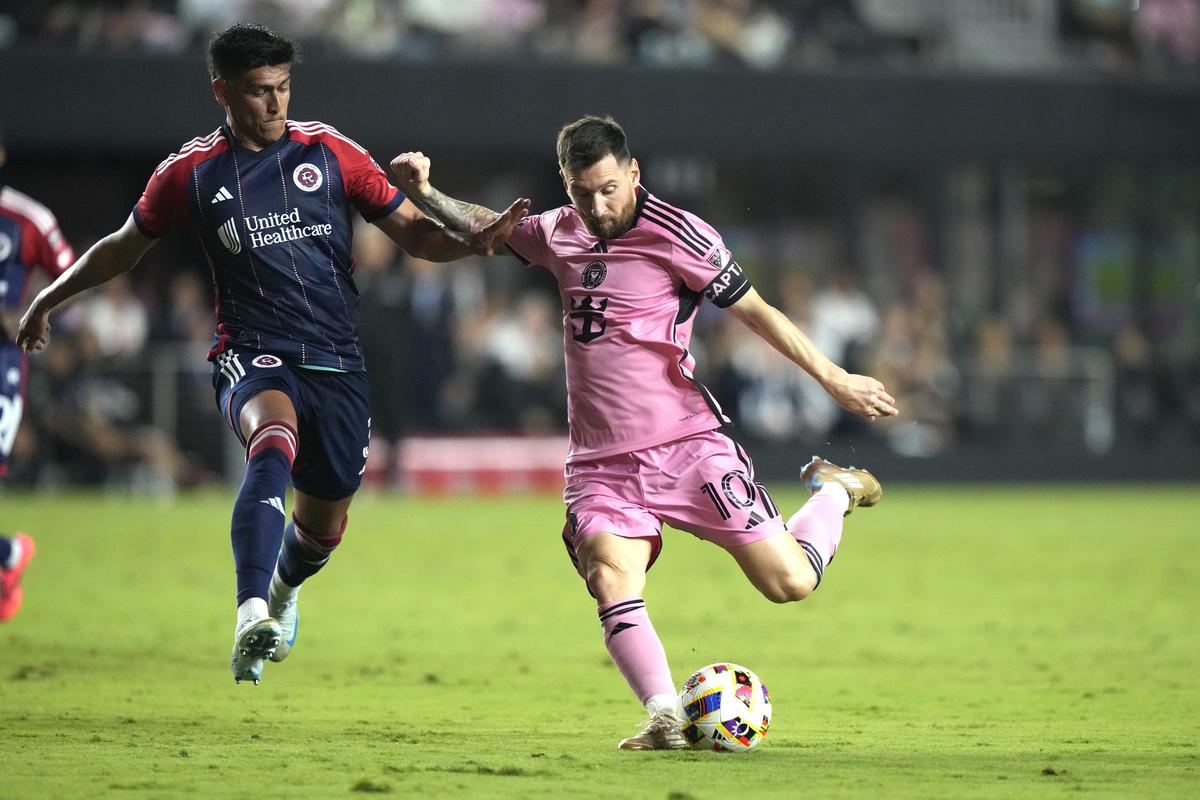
[561,429,786,575]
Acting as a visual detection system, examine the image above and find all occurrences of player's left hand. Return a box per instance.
[469,197,531,256]
[16,298,52,354]
[389,152,432,197]
[831,373,898,421]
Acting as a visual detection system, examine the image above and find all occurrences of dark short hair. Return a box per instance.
[556,116,630,174]
[207,24,297,81]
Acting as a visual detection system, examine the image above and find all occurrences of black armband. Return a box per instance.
[704,259,752,308]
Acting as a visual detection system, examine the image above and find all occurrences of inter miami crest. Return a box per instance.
[581,261,607,289]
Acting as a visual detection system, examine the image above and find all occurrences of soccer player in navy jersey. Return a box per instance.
[17,24,529,684]
[0,124,75,622]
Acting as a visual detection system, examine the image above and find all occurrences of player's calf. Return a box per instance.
[276,515,346,588]
[231,420,297,609]
[756,568,818,604]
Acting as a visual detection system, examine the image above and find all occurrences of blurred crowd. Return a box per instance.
[9,153,1196,492]
[4,0,1198,77]
[2,2,1197,490]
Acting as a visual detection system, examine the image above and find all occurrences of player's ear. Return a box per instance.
[628,157,640,187]
[212,78,229,108]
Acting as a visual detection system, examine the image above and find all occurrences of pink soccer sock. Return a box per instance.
[787,485,849,588]
[597,597,675,706]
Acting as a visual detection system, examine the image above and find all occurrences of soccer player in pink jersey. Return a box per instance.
[390,115,898,749]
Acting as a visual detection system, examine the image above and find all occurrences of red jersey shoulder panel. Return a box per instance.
[0,186,75,276]
[288,120,401,221]
[135,128,229,238]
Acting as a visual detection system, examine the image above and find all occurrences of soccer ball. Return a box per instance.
[678,663,772,752]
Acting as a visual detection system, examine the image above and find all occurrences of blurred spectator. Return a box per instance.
[473,291,564,432]
[871,273,958,456]
[354,223,464,444]
[154,270,212,346]
[24,330,194,491]
[1135,0,1200,73]
[10,0,1195,77]
[1111,322,1160,441]
[72,272,149,359]
[963,313,1018,443]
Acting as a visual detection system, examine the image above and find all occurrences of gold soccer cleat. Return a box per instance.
[801,456,883,515]
[617,712,689,751]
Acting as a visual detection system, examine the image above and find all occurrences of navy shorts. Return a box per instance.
[0,340,26,477]
[213,350,371,501]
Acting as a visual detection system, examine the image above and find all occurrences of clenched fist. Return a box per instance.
[389,152,432,198]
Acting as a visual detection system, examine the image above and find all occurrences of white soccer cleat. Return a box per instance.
[801,456,883,515]
[617,711,689,751]
[230,617,282,684]
[266,583,299,663]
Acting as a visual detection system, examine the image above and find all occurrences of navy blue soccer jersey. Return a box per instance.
[1,185,73,476]
[0,186,74,316]
[133,121,404,371]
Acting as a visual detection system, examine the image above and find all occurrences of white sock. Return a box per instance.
[645,693,680,718]
[819,481,851,513]
[2,538,21,571]
[269,567,300,600]
[237,597,269,627]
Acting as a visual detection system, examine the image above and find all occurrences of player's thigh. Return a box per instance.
[290,369,371,503]
[649,430,785,548]
[239,390,298,441]
[212,350,300,446]
[726,531,818,604]
[564,456,662,602]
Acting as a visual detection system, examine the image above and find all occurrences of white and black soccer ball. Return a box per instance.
[679,662,772,752]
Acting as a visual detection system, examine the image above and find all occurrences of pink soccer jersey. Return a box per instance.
[507,186,753,463]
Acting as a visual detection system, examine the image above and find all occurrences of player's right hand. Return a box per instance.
[389,151,432,197]
[830,372,898,421]
[16,299,52,353]
[472,198,531,256]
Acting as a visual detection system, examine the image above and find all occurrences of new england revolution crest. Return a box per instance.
[582,261,607,289]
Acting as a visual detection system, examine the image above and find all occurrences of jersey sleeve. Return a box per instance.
[133,160,193,238]
[338,146,404,222]
[22,209,75,277]
[506,208,559,268]
[665,212,753,308]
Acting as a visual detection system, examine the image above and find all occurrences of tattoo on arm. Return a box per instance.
[411,187,497,234]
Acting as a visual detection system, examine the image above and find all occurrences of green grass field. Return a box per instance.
[1,486,1197,798]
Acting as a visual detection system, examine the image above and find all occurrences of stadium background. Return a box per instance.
[2,4,1199,799]
[1,0,1197,492]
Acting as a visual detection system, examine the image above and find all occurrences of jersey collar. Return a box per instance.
[221,122,292,160]
[632,184,649,226]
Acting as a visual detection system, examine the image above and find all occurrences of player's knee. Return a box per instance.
[293,514,347,553]
[585,554,644,599]
[759,571,817,604]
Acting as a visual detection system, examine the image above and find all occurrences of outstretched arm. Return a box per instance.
[372,194,528,263]
[17,214,157,353]
[387,151,530,250]
[726,288,898,420]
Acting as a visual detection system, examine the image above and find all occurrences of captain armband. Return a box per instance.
[703,259,753,308]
